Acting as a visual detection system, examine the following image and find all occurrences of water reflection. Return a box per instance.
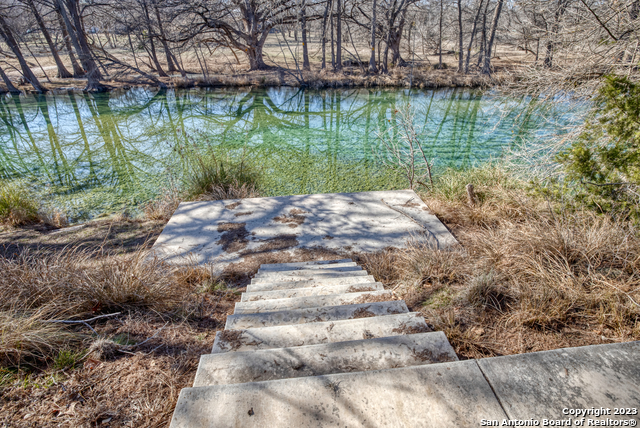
[0,87,577,220]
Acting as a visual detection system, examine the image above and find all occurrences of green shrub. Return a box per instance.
[558,75,640,216]
[0,182,39,226]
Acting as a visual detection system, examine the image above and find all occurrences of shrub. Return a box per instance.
[558,75,640,216]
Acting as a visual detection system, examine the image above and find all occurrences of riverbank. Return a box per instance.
[1,66,509,94]
[1,165,638,426]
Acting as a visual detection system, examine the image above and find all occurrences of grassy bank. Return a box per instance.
[1,164,639,426]
[359,166,640,357]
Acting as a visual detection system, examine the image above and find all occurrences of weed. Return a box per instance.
[53,348,85,370]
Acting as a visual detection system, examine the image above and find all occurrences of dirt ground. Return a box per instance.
[0,218,165,259]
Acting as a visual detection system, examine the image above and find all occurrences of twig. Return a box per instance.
[46,313,122,335]
[123,322,168,348]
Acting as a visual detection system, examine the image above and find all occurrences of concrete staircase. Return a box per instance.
[169,259,640,427]
[169,259,461,427]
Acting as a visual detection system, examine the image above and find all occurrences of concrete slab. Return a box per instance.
[211,312,429,353]
[169,360,506,428]
[478,341,640,423]
[258,262,357,272]
[246,275,376,293]
[254,266,363,277]
[251,270,369,284]
[193,332,458,386]
[234,290,394,314]
[240,282,383,302]
[260,259,353,269]
[225,301,409,329]
[152,190,457,269]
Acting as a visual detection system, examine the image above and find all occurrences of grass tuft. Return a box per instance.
[0,182,40,226]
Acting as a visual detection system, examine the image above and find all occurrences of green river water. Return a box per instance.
[0,87,582,222]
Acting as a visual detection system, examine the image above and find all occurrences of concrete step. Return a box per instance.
[212,312,429,353]
[246,275,376,293]
[240,283,384,302]
[194,331,457,387]
[251,270,369,284]
[257,262,358,273]
[258,259,353,270]
[225,301,409,329]
[169,360,506,428]
[254,266,363,278]
[234,290,394,314]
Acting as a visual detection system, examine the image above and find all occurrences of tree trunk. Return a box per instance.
[0,63,21,94]
[27,0,72,78]
[369,0,377,73]
[465,0,485,73]
[142,0,167,76]
[57,0,106,91]
[336,0,342,71]
[457,0,464,72]
[56,10,84,76]
[300,0,310,71]
[321,0,330,70]
[438,0,443,67]
[482,0,504,74]
[330,3,335,70]
[477,2,488,68]
[153,1,178,73]
[0,15,47,92]
[544,0,568,68]
[247,43,269,70]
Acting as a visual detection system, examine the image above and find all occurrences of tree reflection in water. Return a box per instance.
[0,87,575,221]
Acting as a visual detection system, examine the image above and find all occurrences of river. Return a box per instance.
[0,87,581,221]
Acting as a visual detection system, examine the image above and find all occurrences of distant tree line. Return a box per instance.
[0,0,638,92]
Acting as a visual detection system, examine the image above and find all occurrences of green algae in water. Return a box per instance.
[0,87,581,221]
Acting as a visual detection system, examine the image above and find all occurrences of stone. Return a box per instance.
[194,332,458,386]
[246,275,376,293]
[169,360,506,428]
[151,190,458,270]
[251,270,369,284]
[477,341,640,422]
[233,290,394,314]
[254,265,363,277]
[240,282,384,302]
[211,312,429,353]
[224,300,409,329]
[258,262,357,272]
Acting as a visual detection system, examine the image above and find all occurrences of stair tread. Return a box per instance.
[194,332,457,386]
[251,270,369,284]
[246,275,376,293]
[233,290,394,314]
[212,312,430,353]
[240,283,384,302]
[169,360,505,428]
[257,262,358,273]
[259,259,353,269]
[225,300,409,329]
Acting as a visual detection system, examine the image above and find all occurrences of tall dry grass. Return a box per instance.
[357,166,640,357]
[0,246,213,366]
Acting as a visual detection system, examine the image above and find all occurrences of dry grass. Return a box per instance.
[355,167,640,359]
[0,235,240,426]
[144,186,182,221]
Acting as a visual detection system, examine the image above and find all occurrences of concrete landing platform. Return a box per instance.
[151,190,457,268]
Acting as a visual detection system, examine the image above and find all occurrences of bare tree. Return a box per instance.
[0,12,47,92]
